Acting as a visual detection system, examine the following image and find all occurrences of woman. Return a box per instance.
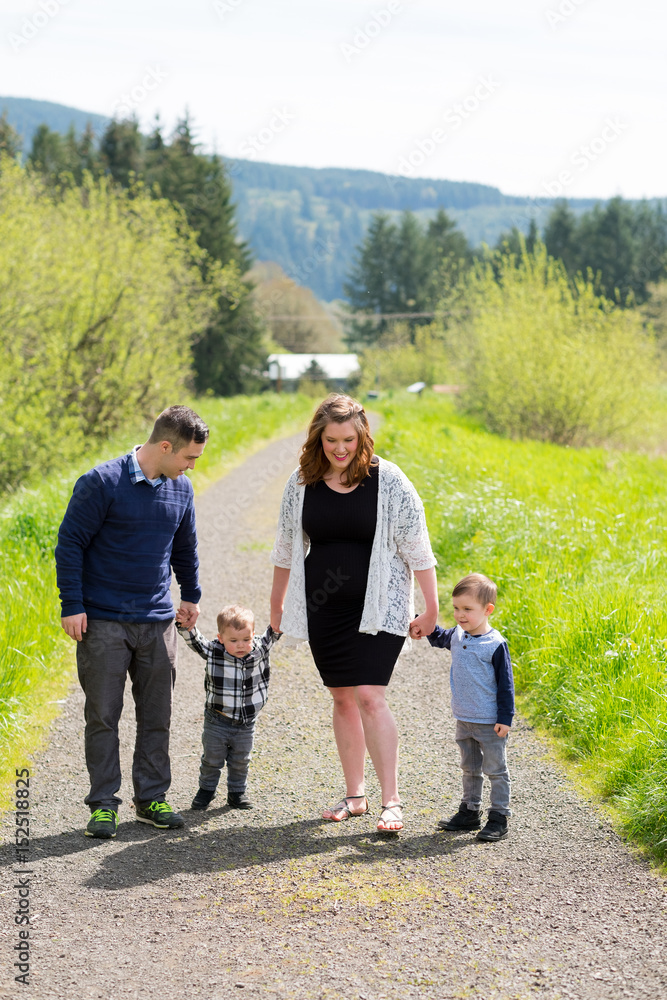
[270,394,438,832]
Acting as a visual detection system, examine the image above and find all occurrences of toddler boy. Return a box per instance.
[176,604,281,810]
[411,573,514,841]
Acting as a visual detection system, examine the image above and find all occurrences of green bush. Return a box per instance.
[0,157,242,491]
[448,243,659,446]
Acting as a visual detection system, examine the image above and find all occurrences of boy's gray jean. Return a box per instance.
[199,708,256,793]
[455,719,511,817]
[76,619,177,811]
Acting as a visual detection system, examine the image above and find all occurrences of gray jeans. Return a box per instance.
[199,709,256,793]
[76,619,177,811]
[455,719,511,817]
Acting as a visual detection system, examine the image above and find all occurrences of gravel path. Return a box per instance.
[2,431,667,1000]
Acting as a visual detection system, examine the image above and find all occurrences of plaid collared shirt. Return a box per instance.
[176,624,281,724]
[128,445,166,487]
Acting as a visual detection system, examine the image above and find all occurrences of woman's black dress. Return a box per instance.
[302,463,405,687]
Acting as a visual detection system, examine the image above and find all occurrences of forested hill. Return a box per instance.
[2,95,599,300]
[1,96,109,148]
[229,163,597,299]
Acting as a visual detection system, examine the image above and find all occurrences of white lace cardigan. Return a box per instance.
[270,457,436,645]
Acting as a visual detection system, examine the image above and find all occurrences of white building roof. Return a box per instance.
[267,354,359,380]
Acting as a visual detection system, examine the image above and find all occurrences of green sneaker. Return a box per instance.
[85,808,118,839]
[135,800,184,829]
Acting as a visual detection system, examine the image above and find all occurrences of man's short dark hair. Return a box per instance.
[149,405,209,450]
[452,573,497,607]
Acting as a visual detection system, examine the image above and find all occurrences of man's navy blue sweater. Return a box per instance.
[55,453,201,621]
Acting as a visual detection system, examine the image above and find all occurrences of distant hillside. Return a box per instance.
[1,96,600,300]
[1,96,109,151]
[228,162,598,299]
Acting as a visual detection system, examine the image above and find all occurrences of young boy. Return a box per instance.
[176,604,281,810]
[411,573,514,841]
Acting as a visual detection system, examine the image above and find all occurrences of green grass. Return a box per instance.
[373,392,667,864]
[0,393,313,803]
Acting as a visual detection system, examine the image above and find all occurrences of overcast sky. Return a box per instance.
[1,0,664,199]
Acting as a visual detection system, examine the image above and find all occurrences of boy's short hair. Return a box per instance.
[217,604,255,634]
[452,573,497,607]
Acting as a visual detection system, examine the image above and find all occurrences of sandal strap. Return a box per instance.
[379,803,403,817]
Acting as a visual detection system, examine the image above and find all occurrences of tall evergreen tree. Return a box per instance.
[423,208,471,303]
[142,115,262,394]
[543,200,578,274]
[100,118,143,187]
[344,209,470,346]
[576,197,639,302]
[344,212,399,345]
[394,211,429,318]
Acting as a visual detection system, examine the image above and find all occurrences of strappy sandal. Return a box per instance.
[322,794,370,822]
[377,802,403,832]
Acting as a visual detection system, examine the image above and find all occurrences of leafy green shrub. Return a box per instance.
[0,157,243,491]
[448,243,659,446]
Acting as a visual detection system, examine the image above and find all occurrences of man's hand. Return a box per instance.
[61,613,87,642]
[177,601,200,629]
[494,723,510,738]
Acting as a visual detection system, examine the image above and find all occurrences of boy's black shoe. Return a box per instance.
[477,810,509,841]
[191,788,216,811]
[135,800,185,829]
[227,791,253,810]
[437,803,482,831]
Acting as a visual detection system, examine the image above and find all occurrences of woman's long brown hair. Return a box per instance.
[298,394,375,488]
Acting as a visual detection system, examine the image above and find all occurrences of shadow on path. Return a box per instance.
[2,815,477,891]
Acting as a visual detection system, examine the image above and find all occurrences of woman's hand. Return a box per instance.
[409,619,423,640]
[410,611,437,639]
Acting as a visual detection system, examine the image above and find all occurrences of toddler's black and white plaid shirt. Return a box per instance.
[176,624,281,724]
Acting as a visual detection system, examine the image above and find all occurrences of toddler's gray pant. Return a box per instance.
[455,719,511,817]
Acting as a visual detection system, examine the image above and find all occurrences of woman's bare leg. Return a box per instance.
[322,686,368,819]
[355,685,402,830]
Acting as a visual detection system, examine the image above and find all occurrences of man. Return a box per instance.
[55,405,209,839]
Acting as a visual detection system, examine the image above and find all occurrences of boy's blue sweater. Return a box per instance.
[427,624,515,727]
[55,453,200,621]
